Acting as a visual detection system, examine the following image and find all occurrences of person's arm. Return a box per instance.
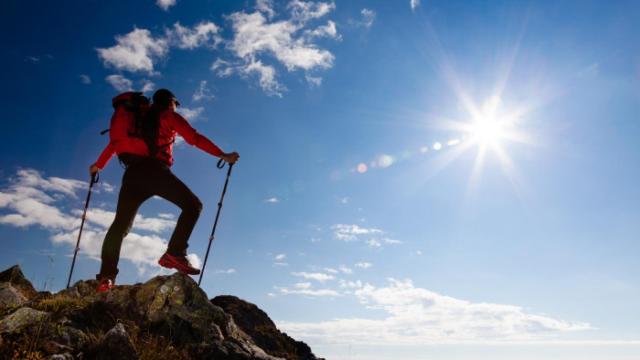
[169,112,224,157]
[90,142,115,175]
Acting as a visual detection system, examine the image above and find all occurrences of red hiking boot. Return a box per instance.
[158,252,201,275]
[96,276,115,293]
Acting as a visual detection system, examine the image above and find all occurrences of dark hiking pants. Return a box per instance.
[98,158,202,278]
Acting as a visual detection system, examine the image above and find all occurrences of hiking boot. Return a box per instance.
[96,276,115,293]
[158,252,201,275]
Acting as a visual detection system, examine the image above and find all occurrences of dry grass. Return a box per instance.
[32,295,88,314]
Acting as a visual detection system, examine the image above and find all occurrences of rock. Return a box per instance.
[42,340,73,354]
[0,307,49,333]
[0,283,28,309]
[0,265,322,360]
[48,354,73,360]
[0,265,38,311]
[212,295,319,360]
[0,265,37,299]
[96,323,136,360]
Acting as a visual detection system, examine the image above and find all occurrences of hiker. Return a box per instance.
[90,89,239,293]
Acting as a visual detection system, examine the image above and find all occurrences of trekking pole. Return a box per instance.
[66,172,99,289]
[198,159,234,286]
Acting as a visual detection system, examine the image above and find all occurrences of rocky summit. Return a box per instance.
[0,265,322,360]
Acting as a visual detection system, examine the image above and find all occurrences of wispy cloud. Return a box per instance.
[355,261,372,269]
[177,107,204,122]
[156,0,176,11]
[265,197,279,203]
[360,8,376,28]
[79,74,91,85]
[279,278,591,345]
[215,268,237,274]
[192,80,215,102]
[410,0,421,12]
[292,271,334,282]
[167,22,222,49]
[141,79,155,93]
[332,224,383,242]
[277,286,341,297]
[105,74,133,92]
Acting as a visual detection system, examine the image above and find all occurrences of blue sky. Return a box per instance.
[1,0,639,359]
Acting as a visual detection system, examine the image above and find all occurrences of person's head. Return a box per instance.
[152,89,180,111]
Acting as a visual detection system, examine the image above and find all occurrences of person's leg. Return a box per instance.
[148,166,202,256]
[98,167,149,279]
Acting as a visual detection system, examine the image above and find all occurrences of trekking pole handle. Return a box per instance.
[217,158,226,169]
[91,172,100,185]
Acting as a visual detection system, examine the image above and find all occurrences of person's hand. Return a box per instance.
[221,152,240,164]
[89,164,100,176]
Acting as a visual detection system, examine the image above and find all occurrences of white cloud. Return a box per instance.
[80,74,91,84]
[275,253,287,261]
[360,8,376,28]
[255,0,276,19]
[215,268,237,274]
[288,0,336,23]
[97,28,168,73]
[157,212,175,220]
[167,22,222,49]
[273,262,289,267]
[324,267,338,274]
[177,107,204,122]
[279,278,591,345]
[292,271,334,282]
[338,279,362,289]
[278,286,341,297]
[332,224,382,242]
[100,181,115,193]
[384,238,402,245]
[339,265,352,274]
[192,80,215,102]
[105,75,133,92]
[305,20,341,42]
[73,208,175,234]
[141,79,155,93]
[366,239,381,248]
[157,0,176,11]
[305,74,322,87]
[215,4,338,96]
[410,0,421,11]
[0,168,197,273]
[355,262,372,269]
[265,197,279,203]
[294,282,312,289]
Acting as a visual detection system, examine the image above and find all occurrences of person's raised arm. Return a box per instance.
[169,112,239,163]
[90,142,115,175]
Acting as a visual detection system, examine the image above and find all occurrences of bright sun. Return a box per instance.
[468,95,507,146]
[426,93,532,190]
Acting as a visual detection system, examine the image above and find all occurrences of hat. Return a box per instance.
[153,88,180,107]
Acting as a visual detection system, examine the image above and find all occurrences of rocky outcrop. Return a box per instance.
[213,296,318,360]
[0,265,321,360]
[0,265,37,309]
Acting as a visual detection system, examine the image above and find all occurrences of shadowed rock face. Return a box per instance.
[213,295,320,360]
[0,265,38,309]
[0,265,321,360]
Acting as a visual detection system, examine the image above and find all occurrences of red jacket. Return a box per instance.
[94,106,149,169]
[94,109,223,168]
